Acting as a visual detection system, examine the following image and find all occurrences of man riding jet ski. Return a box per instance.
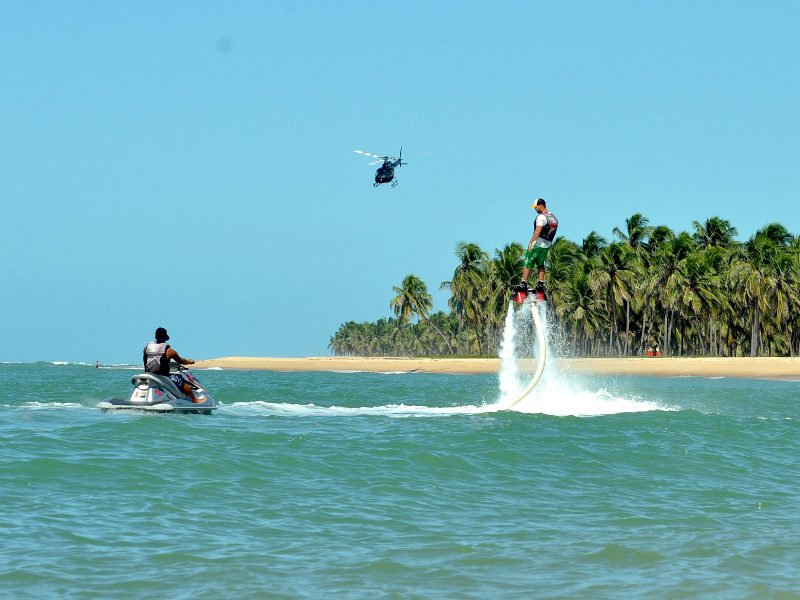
[97,327,216,414]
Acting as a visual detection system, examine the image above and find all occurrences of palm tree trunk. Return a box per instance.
[667,309,674,356]
[421,313,454,355]
[639,307,651,356]
[625,301,631,356]
[709,320,713,356]
[681,322,687,356]
[710,318,716,356]
[750,304,760,357]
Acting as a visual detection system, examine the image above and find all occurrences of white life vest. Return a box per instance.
[143,342,170,375]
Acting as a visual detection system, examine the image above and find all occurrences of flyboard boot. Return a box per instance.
[512,281,529,304]
[512,280,546,304]
[533,281,547,302]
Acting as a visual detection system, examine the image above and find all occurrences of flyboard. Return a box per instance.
[506,287,547,408]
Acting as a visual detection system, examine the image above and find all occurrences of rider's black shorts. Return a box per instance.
[169,373,188,390]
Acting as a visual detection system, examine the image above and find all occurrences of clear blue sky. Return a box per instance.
[2,1,798,363]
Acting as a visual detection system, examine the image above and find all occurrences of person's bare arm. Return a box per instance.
[528,224,543,250]
[166,347,195,365]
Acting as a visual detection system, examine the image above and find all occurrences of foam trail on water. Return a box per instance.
[221,401,499,417]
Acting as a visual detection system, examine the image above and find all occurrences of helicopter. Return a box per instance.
[353,147,406,187]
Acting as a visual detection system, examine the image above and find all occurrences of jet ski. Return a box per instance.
[98,365,217,414]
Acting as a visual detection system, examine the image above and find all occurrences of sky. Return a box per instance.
[1,1,798,363]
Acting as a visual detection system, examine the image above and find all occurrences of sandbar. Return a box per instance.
[193,356,800,380]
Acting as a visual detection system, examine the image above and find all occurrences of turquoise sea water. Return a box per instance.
[1,361,798,599]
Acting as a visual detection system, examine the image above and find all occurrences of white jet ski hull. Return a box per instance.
[98,369,217,415]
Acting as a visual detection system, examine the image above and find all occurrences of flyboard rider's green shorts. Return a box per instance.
[524,246,549,270]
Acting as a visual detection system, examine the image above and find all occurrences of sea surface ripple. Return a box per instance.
[1,362,798,599]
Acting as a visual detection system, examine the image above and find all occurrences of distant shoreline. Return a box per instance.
[192,356,800,380]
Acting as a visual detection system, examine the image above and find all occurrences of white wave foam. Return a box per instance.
[509,389,670,416]
[49,361,97,367]
[503,368,676,416]
[14,402,85,410]
[220,401,498,418]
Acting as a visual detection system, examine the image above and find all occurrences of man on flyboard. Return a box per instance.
[513,197,558,301]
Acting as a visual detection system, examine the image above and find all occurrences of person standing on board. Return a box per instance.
[516,198,558,298]
[143,327,204,403]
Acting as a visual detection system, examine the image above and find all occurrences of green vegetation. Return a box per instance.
[329,215,800,358]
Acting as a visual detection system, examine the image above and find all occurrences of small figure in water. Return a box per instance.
[95,361,100,368]
[142,327,204,403]
[514,198,558,299]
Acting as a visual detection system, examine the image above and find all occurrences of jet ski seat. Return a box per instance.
[131,373,186,399]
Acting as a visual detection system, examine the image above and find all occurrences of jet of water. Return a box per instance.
[497,302,524,403]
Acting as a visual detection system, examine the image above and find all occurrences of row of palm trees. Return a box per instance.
[329,215,800,358]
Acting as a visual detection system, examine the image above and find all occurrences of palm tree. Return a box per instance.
[692,217,738,249]
[555,271,609,355]
[391,274,454,354]
[581,231,608,258]
[490,243,525,293]
[759,223,793,247]
[644,225,674,256]
[547,238,582,312]
[590,242,637,354]
[613,213,652,250]
[666,250,726,355]
[441,242,488,353]
[644,231,695,355]
[473,243,524,354]
[727,231,785,356]
[788,235,800,355]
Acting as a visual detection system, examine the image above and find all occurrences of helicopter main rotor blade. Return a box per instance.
[354,150,389,160]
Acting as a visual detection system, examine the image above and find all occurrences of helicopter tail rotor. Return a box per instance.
[396,146,407,167]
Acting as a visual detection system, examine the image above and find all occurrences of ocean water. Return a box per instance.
[1,361,799,599]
